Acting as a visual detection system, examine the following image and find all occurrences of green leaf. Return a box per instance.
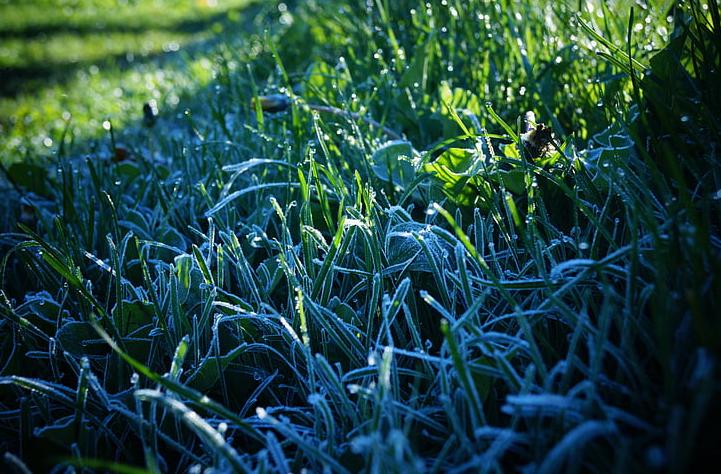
[192,245,214,286]
[175,253,193,290]
[304,60,348,101]
[436,82,482,137]
[399,35,432,88]
[329,297,357,324]
[113,299,154,336]
[491,169,525,195]
[170,335,190,380]
[57,321,110,358]
[115,162,141,181]
[7,162,50,195]
[438,82,482,117]
[371,140,416,188]
[156,226,187,260]
[422,148,493,206]
[186,344,248,392]
[386,222,451,273]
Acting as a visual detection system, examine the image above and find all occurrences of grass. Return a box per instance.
[1,0,720,472]
[0,0,256,162]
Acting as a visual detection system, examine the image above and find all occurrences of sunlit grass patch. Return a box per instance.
[0,0,252,36]
[0,30,197,70]
[0,54,216,161]
[0,0,259,163]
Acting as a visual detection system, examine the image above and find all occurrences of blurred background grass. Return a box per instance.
[0,0,256,163]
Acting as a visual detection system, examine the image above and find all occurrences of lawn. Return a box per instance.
[1,0,720,472]
[0,0,256,162]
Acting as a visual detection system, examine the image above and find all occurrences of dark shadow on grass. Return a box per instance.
[1,37,204,98]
